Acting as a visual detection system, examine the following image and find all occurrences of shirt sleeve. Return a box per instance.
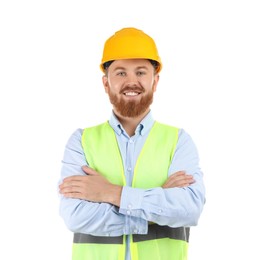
[58,129,148,236]
[119,128,206,227]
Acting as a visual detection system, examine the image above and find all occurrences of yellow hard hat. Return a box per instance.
[100,27,162,73]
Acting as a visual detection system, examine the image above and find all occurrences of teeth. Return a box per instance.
[125,92,138,96]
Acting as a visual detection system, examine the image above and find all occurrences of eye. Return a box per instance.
[117,71,126,76]
[136,71,146,76]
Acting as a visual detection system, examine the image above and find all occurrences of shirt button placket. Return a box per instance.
[126,138,135,185]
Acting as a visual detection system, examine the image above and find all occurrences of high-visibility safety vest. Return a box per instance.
[73,121,190,260]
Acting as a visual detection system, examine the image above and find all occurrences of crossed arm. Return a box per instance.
[59,166,195,207]
[58,128,205,234]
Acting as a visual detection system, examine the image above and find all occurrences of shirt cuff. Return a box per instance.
[119,186,148,235]
[120,186,144,213]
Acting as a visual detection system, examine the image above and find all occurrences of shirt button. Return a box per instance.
[127,210,131,215]
[127,167,132,171]
[128,204,132,209]
[158,209,163,213]
[129,139,134,144]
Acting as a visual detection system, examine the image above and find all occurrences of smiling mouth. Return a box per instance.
[123,91,141,96]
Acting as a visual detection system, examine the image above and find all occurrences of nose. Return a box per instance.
[125,73,139,86]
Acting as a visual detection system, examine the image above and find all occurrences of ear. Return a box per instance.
[102,75,109,93]
[152,74,160,92]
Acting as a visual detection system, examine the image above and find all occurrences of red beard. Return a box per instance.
[108,86,154,118]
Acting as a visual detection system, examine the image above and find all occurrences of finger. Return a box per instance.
[173,179,192,187]
[173,176,195,187]
[163,178,179,188]
[82,165,99,176]
[165,171,186,186]
[59,184,83,195]
[173,173,194,183]
[187,177,195,184]
[164,172,184,186]
[59,176,87,191]
[169,171,186,179]
[163,174,195,188]
[61,175,84,183]
[59,182,80,194]
[61,191,84,199]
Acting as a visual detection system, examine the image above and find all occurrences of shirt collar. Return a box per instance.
[108,110,155,136]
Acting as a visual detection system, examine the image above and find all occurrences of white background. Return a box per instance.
[0,0,266,259]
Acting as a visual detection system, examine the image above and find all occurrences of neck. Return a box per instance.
[114,109,150,137]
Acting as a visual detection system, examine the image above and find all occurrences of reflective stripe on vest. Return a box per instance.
[74,225,189,244]
[76,121,189,260]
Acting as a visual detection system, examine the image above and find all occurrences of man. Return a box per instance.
[59,27,205,260]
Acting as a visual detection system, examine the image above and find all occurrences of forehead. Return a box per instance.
[109,59,153,70]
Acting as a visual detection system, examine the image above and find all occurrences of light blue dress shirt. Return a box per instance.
[59,111,205,260]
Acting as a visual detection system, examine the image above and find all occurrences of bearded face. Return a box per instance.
[108,85,154,118]
[103,59,159,119]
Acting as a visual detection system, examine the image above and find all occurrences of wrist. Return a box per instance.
[105,184,122,207]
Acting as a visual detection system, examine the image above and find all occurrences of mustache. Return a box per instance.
[120,86,145,94]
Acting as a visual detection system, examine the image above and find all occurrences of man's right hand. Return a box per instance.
[162,171,195,188]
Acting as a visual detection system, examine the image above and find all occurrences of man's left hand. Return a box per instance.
[59,166,122,206]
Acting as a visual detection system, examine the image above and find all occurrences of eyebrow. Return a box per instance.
[113,66,126,71]
[136,66,149,70]
[113,66,149,71]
